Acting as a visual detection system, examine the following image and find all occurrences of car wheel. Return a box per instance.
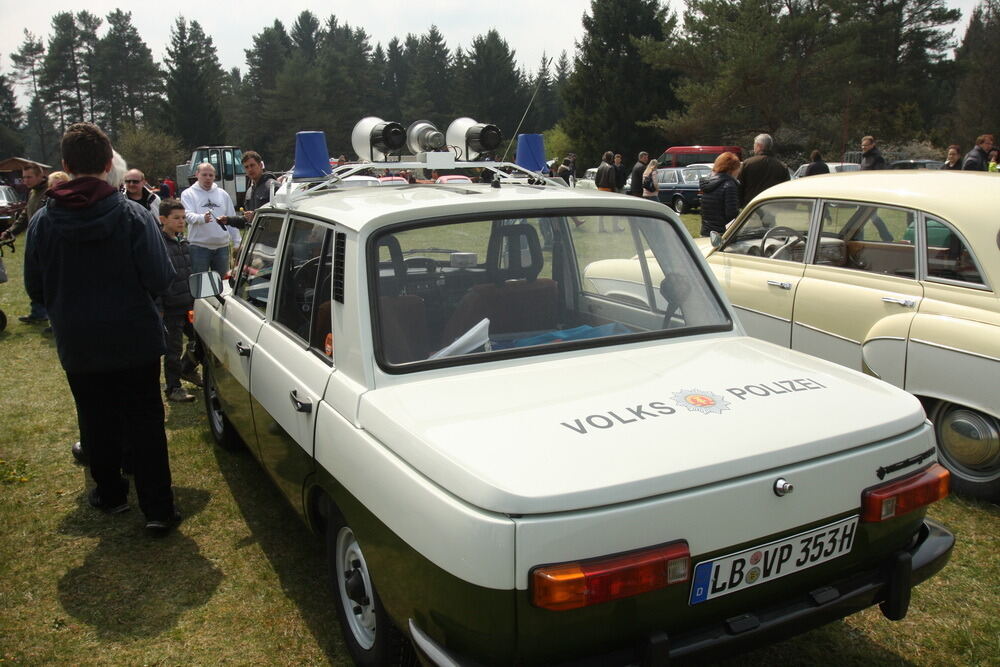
[0,309,6,332]
[931,402,1000,501]
[202,356,242,451]
[672,196,687,214]
[327,511,414,666]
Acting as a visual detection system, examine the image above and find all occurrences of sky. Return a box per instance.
[0,0,985,83]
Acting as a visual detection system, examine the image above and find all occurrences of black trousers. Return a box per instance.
[66,361,175,521]
[163,312,198,392]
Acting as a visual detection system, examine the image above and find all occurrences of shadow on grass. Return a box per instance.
[208,435,345,664]
[56,486,222,639]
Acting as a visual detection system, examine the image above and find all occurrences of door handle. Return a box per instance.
[289,389,312,413]
[882,296,916,308]
[767,280,792,290]
[235,341,251,357]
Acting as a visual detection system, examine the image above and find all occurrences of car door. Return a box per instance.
[707,198,815,346]
[655,169,679,204]
[249,217,334,515]
[211,213,284,450]
[791,201,923,382]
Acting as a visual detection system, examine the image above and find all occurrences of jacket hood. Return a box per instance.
[45,178,127,243]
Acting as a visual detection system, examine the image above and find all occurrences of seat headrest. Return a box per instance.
[486,223,544,285]
[375,234,406,296]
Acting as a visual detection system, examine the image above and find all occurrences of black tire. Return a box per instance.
[202,356,242,451]
[326,510,414,666]
[672,196,687,214]
[0,309,6,332]
[931,402,1000,501]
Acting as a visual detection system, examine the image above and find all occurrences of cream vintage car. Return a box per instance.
[589,171,999,499]
[189,134,953,665]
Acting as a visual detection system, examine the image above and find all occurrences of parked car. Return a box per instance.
[657,145,743,168]
[0,185,26,232]
[189,159,952,666]
[435,174,473,184]
[791,162,861,178]
[691,171,998,499]
[654,165,710,213]
[890,160,944,170]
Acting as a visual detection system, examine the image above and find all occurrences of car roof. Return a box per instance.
[750,170,1000,246]
[274,182,665,233]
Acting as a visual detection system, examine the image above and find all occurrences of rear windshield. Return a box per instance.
[370,213,731,369]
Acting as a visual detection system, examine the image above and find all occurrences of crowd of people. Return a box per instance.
[3,122,278,537]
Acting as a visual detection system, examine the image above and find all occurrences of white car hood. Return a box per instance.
[358,337,925,514]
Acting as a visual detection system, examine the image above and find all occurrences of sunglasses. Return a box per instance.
[124,179,141,184]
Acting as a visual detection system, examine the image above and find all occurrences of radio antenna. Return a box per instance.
[502,56,552,163]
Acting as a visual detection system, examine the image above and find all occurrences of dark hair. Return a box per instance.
[61,123,113,175]
[562,158,570,165]
[976,134,995,147]
[602,151,614,162]
[159,198,185,217]
[242,150,263,165]
[810,149,823,161]
[947,144,961,153]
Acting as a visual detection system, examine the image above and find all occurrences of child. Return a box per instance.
[158,199,202,402]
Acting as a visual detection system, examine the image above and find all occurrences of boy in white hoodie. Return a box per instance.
[181,162,242,274]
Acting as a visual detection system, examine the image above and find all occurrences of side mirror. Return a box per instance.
[709,231,723,248]
[189,271,223,300]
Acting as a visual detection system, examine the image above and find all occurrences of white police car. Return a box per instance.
[188,120,953,666]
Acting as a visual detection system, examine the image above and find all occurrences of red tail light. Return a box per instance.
[531,541,690,611]
[861,463,949,522]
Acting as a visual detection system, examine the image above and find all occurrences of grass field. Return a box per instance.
[0,216,997,666]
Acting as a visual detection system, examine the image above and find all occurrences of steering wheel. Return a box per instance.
[290,256,322,327]
[760,225,805,258]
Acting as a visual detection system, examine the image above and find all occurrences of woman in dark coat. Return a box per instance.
[698,152,741,237]
[803,149,830,176]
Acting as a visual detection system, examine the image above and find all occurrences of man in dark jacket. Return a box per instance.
[738,134,790,205]
[158,198,201,402]
[962,134,994,171]
[803,150,830,176]
[595,151,616,191]
[241,150,276,225]
[24,122,180,536]
[613,154,627,192]
[629,152,649,196]
[859,136,886,170]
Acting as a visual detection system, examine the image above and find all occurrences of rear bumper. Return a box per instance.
[410,518,953,666]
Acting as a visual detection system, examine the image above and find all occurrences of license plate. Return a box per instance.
[689,516,858,605]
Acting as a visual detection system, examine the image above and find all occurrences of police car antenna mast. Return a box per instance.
[501,56,552,163]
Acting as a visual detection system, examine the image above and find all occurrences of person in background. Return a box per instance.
[613,153,627,193]
[161,175,177,198]
[181,162,241,275]
[629,151,650,196]
[699,152,742,237]
[738,133,789,205]
[988,149,998,173]
[157,198,202,403]
[803,149,830,176]
[557,158,572,185]
[25,122,180,536]
[123,169,160,214]
[962,134,993,171]
[595,151,616,192]
[859,136,887,170]
[241,150,276,225]
[641,159,659,201]
[942,145,962,170]
[3,163,49,325]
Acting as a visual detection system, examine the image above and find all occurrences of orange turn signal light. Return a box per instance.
[861,463,949,523]
[187,309,195,324]
[531,541,690,611]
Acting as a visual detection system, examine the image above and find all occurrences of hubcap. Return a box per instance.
[206,367,225,436]
[336,527,376,649]
[937,407,1000,477]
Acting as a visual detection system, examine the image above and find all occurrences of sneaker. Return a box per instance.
[167,387,196,403]
[145,510,182,537]
[180,369,203,387]
[18,315,47,324]
[88,488,129,514]
[71,440,88,465]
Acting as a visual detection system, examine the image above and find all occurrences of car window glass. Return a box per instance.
[234,215,283,313]
[274,219,330,342]
[223,150,235,180]
[819,202,915,277]
[722,199,813,262]
[660,171,678,185]
[924,217,985,285]
[371,214,729,367]
[682,169,706,183]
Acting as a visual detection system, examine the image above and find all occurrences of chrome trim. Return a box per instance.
[922,275,992,292]
[909,339,1000,365]
[793,321,860,344]
[409,619,462,667]
[864,335,906,343]
[767,280,792,290]
[882,296,916,308]
[733,305,790,323]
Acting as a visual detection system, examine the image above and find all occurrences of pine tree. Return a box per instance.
[0,70,25,156]
[163,17,225,146]
[951,0,1000,145]
[93,10,162,135]
[401,26,452,130]
[465,30,527,140]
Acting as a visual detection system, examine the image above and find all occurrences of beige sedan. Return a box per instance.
[698,171,999,500]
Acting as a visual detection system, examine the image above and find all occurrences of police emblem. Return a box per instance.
[672,389,730,414]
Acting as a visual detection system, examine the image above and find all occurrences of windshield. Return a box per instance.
[371,213,730,368]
